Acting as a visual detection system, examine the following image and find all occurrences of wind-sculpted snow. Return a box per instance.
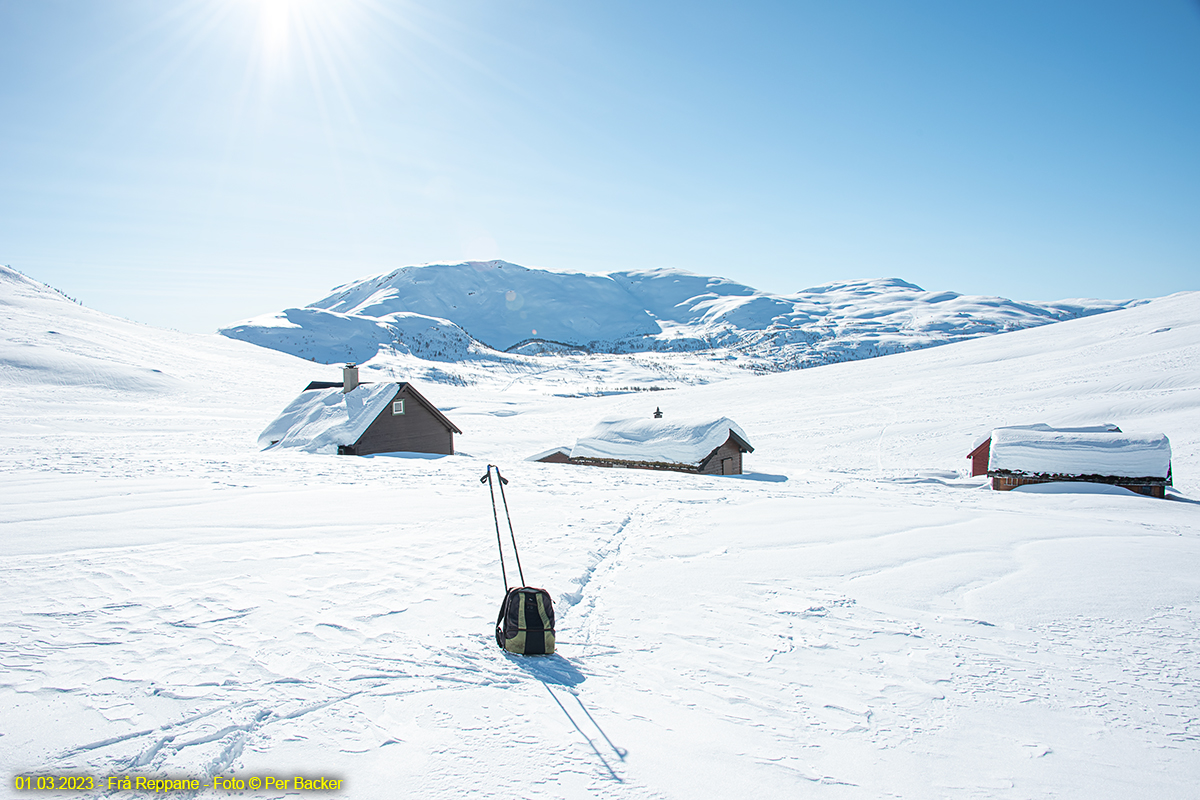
[219,262,1136,381]
[3,266,1200,798]
[0,265,208,392]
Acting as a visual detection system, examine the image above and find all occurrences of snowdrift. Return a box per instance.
[2,267,1200,800]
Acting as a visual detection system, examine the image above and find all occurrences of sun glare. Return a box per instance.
[241,0,352,73]
[259,0,291,65]
[247,0,322,74]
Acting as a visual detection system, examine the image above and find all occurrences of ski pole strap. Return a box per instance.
[479,466,507,486]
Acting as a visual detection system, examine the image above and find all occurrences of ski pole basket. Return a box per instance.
[481,465,556,656]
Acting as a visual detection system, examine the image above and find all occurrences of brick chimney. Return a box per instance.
[343,363,359,393]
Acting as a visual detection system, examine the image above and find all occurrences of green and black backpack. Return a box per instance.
[496,586,556,656]
[481,465,557,656]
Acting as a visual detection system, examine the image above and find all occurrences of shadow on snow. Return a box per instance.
[506,652,627,781]
[506,651,585,687]
[727,471,788,483]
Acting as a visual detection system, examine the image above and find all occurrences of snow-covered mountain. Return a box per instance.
[218,261,1135,374]
[3,264,1200,798]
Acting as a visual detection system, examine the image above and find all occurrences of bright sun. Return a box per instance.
[255,0,297,68]
[240,0,349,73]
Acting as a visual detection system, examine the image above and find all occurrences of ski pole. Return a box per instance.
[493,466,526,587]
[481,465,510,591]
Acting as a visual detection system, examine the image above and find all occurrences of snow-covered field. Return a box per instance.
[2,266,1199,799]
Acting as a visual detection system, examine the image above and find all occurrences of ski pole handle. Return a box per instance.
[482,464,509,485]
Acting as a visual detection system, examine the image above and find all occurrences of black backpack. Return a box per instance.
[496,586,556,656]
[482,465,557,656]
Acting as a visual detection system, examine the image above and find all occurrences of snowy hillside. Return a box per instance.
[3,266,1200,799]
[0,266,321,395]
[304,261,659,351]
[219,261,1134,376]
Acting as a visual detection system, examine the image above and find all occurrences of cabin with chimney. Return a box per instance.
[259,364,461,456]
[981,425,1172,498]
[530,409,753,476]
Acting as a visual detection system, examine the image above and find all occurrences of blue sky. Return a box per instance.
[2,0,1197,333]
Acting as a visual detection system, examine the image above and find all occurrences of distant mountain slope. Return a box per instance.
[219,261,1137,373]
[0,264,317,396]
[0,264,188,392]
[308,260,660,351]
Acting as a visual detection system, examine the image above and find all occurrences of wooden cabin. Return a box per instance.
[968,423,1121,476]
[531,414,753,476]
[986,427,1171,498]
[528,447,572,465]
[260,365,461,456]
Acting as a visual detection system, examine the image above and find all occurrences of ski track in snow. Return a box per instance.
[3,271,1200,798]
[5,457,1200,798]
[0,531,655,798]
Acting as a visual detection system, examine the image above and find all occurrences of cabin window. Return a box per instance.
[392,400,405,415]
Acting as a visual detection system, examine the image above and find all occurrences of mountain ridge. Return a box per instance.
[219,261,1139,376]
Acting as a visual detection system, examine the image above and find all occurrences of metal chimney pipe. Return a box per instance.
[343,364,359,393]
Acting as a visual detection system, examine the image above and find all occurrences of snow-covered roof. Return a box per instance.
[569,416,751,466]
[258,383,399,454]
[988,428,1171,479]
[526,446,571,462]
[971,422,1121,451]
